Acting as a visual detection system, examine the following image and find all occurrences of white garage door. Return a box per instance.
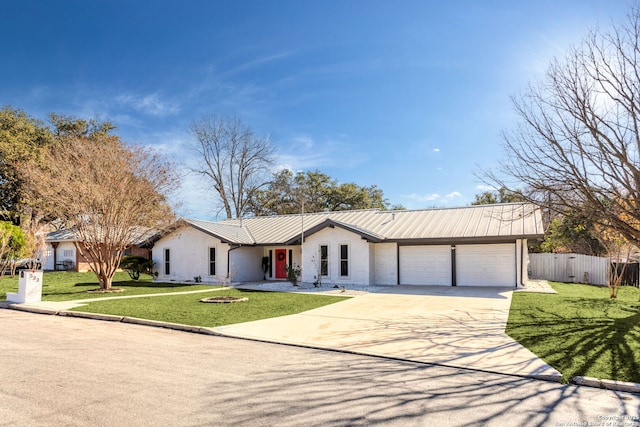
[456,244,516,287]
[399,245,451,286]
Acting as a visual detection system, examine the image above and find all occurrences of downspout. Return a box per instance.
[520,237,527,288]
[520,239,524,288]
[516,238,526,288]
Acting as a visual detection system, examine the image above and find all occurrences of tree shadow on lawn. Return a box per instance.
[508,297,640,383]
[40,280,214,299]
[72,280,204,289]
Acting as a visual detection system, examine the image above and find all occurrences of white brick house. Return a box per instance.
[150,203,544,287]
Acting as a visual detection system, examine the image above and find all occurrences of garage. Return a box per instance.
[399,245,451,285]
[456,243,516,287]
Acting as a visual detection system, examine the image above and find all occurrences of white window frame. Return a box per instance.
[339,243,350,277]
[319,244,329,277]
[164,248,170,275]
[63,249,74,257]
[208,247,216,276]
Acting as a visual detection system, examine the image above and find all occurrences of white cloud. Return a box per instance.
[274,134,366,171]
[403,193,441,202]
[445,191,462,199]
[224,51,296,77]
[115,93,180,116]
[433,148,440,152]
[475,184,497,192]
[400,190,463,208]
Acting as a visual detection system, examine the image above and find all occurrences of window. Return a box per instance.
[340,244,349,276]
[209,247,216,276]
[63,249,74,257]
[164,248,170,275]
[320,245,328,276]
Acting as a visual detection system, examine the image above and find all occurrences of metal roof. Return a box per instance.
[185,219,255,244]
[45,228,77,242]
[46,227,158,246]
[184,202,544,245]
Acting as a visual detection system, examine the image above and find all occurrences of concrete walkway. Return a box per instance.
[216,285,562,381]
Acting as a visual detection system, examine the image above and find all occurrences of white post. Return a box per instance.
[6,270,43,303]
[300,199,304,282]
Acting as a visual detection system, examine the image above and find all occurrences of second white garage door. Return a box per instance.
[456,244,516,287]
[399,245,451,286]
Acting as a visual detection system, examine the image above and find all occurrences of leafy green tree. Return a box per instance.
[49,113,116,139]
[248,169,298,216]
[471,187,524,205]
[538,213,605,255]
[0,106,55,221]
[0,107,115,225]
[294,170,335,213]
[248,169,395,215]
[0,221,31,280]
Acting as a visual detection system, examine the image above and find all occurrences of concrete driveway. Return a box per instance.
[216,286,561,381]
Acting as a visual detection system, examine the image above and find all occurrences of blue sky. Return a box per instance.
[0,1,631,220]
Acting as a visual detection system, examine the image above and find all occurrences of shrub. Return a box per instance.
[285,263,301,286]
[119,255,154,280]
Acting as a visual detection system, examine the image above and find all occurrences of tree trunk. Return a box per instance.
[97,271,112,290]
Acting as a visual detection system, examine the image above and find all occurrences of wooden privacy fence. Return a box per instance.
[528,253,609,285]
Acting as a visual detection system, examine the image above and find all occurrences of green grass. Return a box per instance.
[1,271,350,328]
[71,288,350,327]
[0,271,217,301]
[507,282,640,383]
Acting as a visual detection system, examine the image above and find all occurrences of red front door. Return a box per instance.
[275,249,287,279]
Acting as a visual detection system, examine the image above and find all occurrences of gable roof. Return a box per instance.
[185,219,255,244]
[285,218,385,245]
[170,203,544,246]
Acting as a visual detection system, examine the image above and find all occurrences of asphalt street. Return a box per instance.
[0,309,638,427]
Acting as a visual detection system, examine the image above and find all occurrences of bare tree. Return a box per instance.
[190,115,274,219]
[482,6,640,247]
[22,135,177,290]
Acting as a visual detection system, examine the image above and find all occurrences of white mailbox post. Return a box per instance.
[6,270,44,303]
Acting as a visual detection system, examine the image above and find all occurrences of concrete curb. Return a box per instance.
[2,302,59,315]
[121,316,203,333]
[2,301,220,335]
[571,376,640,394]
[59,311,124,322]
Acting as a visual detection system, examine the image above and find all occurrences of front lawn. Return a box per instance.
[507,282,640,383]
[0,271,217,301]
[1,271,350,328]
[71,288,350,327]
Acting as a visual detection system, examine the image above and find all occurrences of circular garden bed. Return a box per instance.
[200,296,248,303]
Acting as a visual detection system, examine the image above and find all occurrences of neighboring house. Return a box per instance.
[150,203,544,288]
[43,229,152,272]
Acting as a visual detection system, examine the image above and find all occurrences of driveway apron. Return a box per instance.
[214,286,561,381]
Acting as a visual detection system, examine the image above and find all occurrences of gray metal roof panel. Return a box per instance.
[185,219,255,244]
[45,229,77,242]
[182,203,543,245]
